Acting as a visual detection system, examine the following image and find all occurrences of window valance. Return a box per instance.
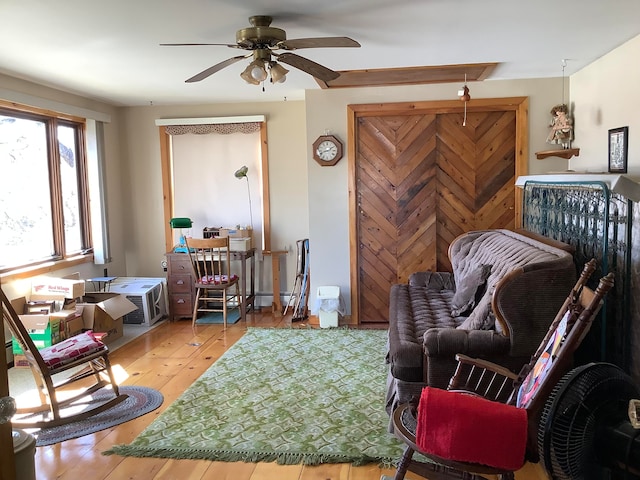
[165,122,261,136]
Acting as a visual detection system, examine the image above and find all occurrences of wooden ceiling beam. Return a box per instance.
[315,62,498,89]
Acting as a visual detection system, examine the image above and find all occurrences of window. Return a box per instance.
[0,104,91,272]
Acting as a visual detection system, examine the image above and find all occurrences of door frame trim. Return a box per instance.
[346,97,529,324]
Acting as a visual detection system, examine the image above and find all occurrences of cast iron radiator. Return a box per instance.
[522,181,632,371]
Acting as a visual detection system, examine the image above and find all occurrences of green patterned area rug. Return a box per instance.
[105,327,404,465]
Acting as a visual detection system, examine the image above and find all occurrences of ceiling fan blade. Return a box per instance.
[278,37,360,50]
[185,55,248,83]
[161,43,241,48]
[276,53,340,81]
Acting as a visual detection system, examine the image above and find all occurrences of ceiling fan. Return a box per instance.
[161,15,361,85]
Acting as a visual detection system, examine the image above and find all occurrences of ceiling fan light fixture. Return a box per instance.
[249,60,268,82]
[270,62,289,83]
[240,64,260,85]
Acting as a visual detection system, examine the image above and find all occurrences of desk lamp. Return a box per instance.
[169,217,192,253]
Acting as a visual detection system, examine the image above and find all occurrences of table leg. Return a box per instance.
[240,257,247,319]
[272,255,282,316]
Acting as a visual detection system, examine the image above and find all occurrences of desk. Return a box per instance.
[165,249,255,321]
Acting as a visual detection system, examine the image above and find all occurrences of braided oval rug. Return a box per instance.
[32,386,163,446]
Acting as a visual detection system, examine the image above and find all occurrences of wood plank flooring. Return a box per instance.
[29,312,545,480]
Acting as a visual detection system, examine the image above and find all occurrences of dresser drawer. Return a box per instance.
[167,255,192,274]
[170,293,193,316]
[168,274,192,293]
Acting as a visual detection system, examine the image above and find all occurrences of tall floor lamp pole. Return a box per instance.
[234,165,253,230]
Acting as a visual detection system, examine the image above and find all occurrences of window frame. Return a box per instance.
[0,101,93,279]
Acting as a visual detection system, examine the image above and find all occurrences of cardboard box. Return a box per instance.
[12,354,30,368]
[78,293,137,344]
[31,277,85,300]
[12,314,62,355]
[219,227,253,239]
[229,237,252,251]
[50,309,84,339]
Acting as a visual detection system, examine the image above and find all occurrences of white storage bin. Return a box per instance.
[317,286,341,328]
[13,429,36,480]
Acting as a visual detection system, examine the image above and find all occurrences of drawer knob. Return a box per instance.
[177,299,185,304]
[177,280,184,285]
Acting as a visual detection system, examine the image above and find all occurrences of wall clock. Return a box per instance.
[312,134,343,166]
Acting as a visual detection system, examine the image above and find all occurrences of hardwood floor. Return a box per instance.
[29,311,545,480]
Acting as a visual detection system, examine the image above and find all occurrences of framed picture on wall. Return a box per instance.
[608,126,629,173]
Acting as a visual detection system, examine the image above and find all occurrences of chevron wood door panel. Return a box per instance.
[435,110,516,271]
[356,115,438,323]
[354,110,516,324]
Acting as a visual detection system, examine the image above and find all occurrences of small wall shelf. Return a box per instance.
[535,148,580,160]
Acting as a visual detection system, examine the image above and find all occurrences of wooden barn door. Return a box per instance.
[348,98,528,324]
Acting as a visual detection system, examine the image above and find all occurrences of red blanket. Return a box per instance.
[415,387,527,471]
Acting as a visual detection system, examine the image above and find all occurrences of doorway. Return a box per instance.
[347,97,528,324]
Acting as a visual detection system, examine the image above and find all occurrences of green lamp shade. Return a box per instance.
[169,217,193,229]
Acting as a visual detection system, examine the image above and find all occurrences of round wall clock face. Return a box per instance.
[312,134,343,166]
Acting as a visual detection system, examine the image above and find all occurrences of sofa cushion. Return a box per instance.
[451,264,492,317]
[387,284,460,382]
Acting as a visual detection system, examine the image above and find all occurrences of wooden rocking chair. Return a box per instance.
[1,285,127,428]
[383,259,614,480]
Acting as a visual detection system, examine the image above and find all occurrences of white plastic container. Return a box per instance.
[13,429,36,480]
[317,286,341,328]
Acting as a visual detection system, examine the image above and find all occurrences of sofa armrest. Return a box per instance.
[420,328,511,389]
[409,271,455,290]
[423,328,510,358]
[492,263,577,358]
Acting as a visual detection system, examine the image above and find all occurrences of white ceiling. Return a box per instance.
[2,0,640,107]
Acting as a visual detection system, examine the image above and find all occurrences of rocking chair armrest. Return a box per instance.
[454,354,519,380]
[448,353,519,401]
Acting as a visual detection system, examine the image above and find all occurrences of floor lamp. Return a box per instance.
[234,166,253,230]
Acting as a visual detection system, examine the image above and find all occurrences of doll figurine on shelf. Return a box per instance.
[547,103,573,149]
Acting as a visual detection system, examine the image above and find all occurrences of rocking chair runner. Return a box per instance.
[383,259,614,480]
[1,286,127,428]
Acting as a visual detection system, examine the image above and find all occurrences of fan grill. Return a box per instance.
[538,363,639,480]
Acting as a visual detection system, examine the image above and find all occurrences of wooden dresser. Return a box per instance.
[165,252,194,321]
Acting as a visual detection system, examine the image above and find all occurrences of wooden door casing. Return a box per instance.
[348,98,528,324]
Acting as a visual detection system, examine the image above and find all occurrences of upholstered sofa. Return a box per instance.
[385,229,576,418]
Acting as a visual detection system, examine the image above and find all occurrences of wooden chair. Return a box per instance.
[383,259,614,480]
[185,237,243,331]
[1,285,127,428]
